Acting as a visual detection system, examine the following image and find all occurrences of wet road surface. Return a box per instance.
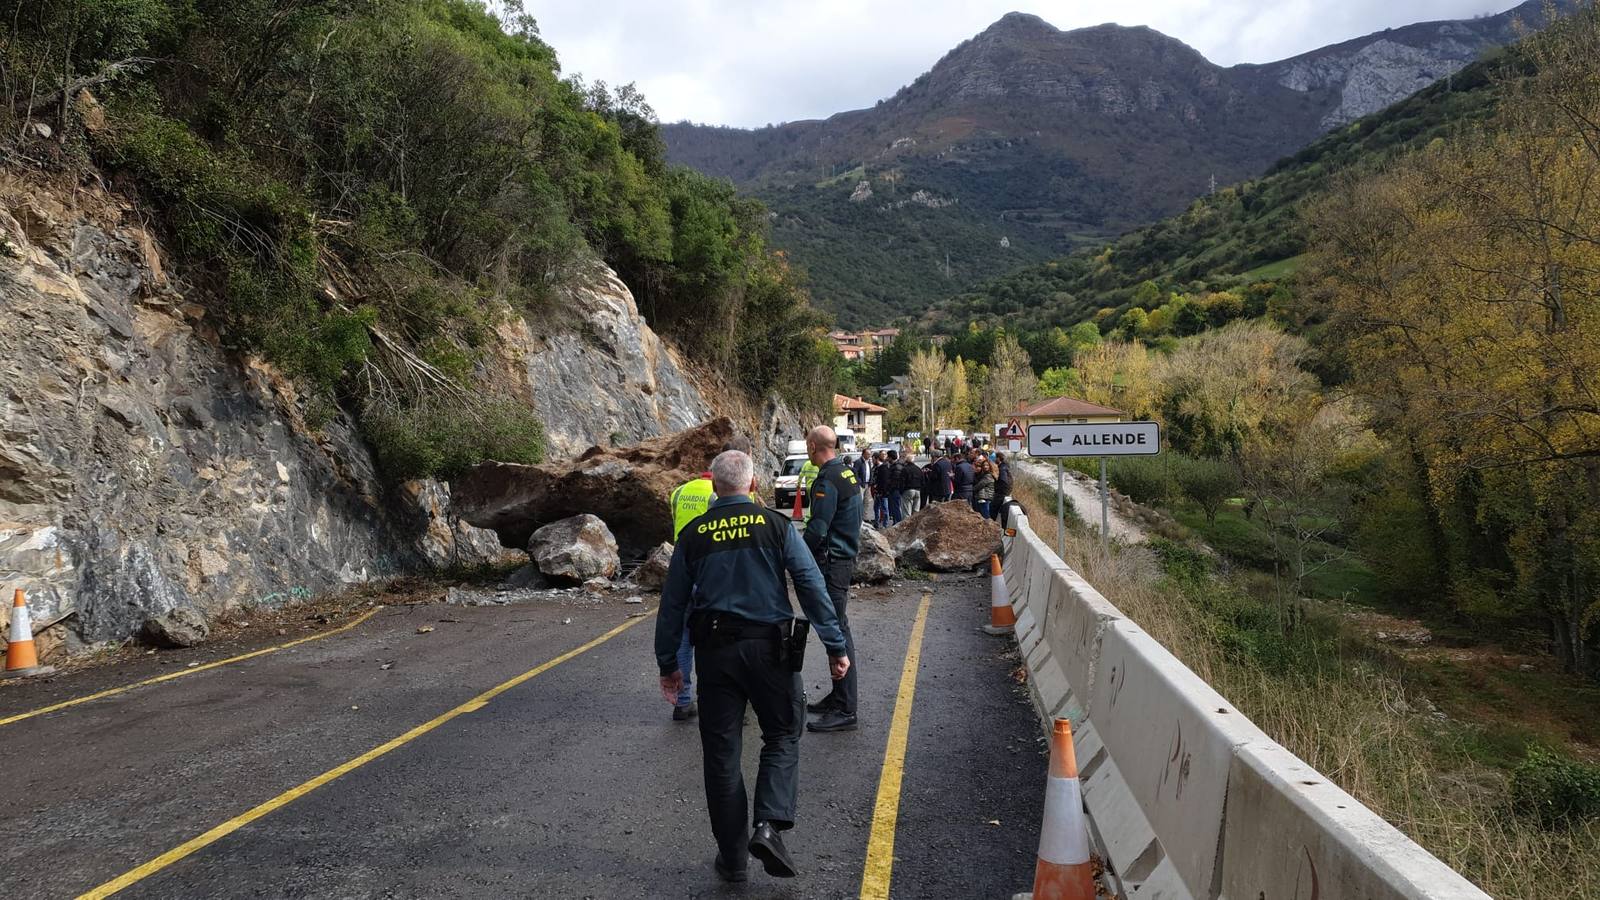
[0,574,1044,899]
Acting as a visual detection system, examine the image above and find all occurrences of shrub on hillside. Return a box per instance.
[1511,748,1600,827]
[364,399,544,481]
[1107,457,1174,506]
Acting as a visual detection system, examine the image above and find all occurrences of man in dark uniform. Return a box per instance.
[657,449,850,883]
[802,425,864,733]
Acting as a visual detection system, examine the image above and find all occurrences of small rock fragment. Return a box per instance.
[416,625,435,634]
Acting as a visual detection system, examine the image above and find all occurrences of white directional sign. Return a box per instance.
[1027,421,1161,457]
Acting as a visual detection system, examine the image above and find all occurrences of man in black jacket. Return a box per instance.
[933,453,955,502]
[992,452,1013,522]
[869,452,890,528]
[952,452,975,504]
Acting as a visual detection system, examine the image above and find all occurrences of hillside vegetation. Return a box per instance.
[2,0,831,478]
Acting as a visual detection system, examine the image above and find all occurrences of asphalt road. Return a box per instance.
[0,574,1045,899]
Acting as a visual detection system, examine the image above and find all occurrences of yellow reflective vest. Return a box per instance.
[670,474,717,540]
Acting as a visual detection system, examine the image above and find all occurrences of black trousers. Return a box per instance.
[696,636,805,865]
[820,557,858,714]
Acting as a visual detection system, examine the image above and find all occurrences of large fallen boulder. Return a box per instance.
[529,514,620,583]
[886,502,1002,572]
[852,524,896,584]
[630,542,675,591]
[455,417,736,555]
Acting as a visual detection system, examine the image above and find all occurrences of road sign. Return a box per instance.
[1027,422,1160,458]
[1003,419,1025,440]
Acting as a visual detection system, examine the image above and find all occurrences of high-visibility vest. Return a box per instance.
[799,461,820,522]
[670,475,716,540]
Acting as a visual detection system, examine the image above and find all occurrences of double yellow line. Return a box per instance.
[77,612,653,899]
[0,607,382,729]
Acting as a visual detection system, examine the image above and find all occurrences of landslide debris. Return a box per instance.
[455,417,736,555]
[886,503,1002,571]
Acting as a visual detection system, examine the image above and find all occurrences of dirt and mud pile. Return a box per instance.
[886,503,1001,571]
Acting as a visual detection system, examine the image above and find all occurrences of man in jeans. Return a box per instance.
[883,450,905,525]
[802,425,863,733]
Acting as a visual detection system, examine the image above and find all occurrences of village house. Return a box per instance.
[1016,397,1126,428]
[833,394,887,444]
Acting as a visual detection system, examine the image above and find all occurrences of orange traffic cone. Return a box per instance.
[982,554,1016,635]
[1030,718,1096,900]
[791,484,805,521]
[3,588,49,679]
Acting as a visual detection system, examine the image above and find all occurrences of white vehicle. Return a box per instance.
[773,452,810,510]
[835,428,858,453]
[935,429,965,446]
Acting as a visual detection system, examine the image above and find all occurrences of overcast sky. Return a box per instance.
[525,0,1521,127]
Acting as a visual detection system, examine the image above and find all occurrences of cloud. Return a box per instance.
[527,0,1518,126]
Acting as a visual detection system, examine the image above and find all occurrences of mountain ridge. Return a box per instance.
[663,1,1570,325]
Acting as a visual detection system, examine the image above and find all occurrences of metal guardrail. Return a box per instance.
[999,502,1490,900]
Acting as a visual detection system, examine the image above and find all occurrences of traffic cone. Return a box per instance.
[791,484,805,521]
[1030,718,1096,900]
[3,588,49,679]
[982,554,1016,635]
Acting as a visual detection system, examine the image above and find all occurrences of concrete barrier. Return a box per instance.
[999,504,1489,900]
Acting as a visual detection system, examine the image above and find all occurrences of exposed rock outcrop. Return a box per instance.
[528,514,620,583]
[497,265,712,458]
[0,183,414,650]
[886,503,1001,571]
[455,417,737,555]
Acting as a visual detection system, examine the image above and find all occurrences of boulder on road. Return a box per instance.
[886,502,1001,572]
[852,525,896,584]
[455,417,736,555]
[142,606,210,648]
[630,542,674,591]
[529,514,620,583]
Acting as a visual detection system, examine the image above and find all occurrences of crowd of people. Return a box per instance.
[855,443,1012,528]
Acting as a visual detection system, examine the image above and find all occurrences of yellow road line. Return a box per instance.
[77,611,653,900]
[0,607,382,729]
[859,592,932,900]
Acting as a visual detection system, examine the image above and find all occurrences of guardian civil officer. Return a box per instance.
[655,449,850,883]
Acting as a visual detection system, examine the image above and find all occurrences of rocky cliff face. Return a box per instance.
[0,174,736,657]
[498,265,711,458]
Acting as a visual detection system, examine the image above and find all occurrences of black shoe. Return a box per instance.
[748,822,797,878]
[806,696,840,715]
[807,710,858,733]
[673,702,697,721]
[714,853,748,882]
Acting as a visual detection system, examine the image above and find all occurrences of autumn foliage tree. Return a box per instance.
[1311,3,1600,674]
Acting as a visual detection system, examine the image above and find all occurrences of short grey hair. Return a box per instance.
[710,449,754,496]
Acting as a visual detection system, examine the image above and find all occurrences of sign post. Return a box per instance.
[1026,421,1161,555]
[1002,418,1025,454]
